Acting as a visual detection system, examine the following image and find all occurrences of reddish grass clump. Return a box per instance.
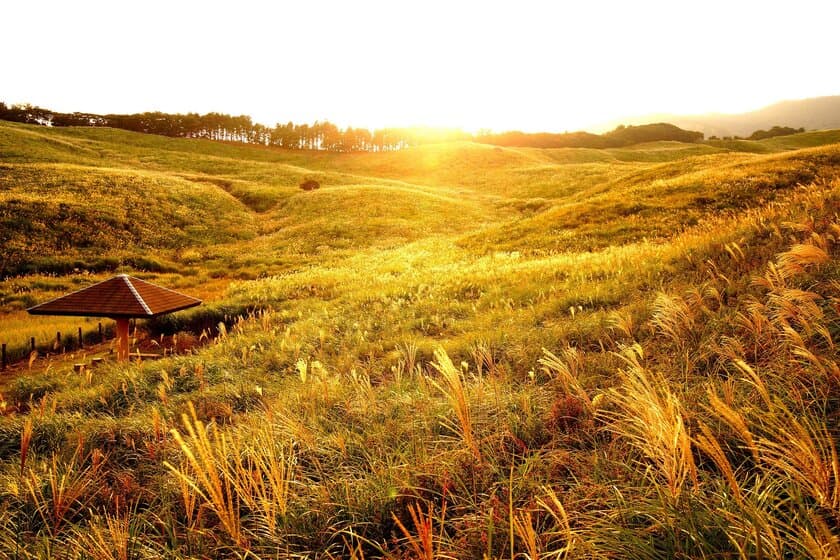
[548,394,585,433]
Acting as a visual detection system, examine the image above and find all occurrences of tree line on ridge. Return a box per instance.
[0,101,708,151]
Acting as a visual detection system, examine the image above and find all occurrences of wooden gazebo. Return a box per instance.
[27,274,201,361]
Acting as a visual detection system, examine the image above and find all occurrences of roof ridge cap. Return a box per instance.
[123,276,153,315]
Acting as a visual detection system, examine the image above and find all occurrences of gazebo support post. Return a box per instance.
[115,318,130,361]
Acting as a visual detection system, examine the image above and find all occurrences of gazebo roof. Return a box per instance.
[27,274,201,318]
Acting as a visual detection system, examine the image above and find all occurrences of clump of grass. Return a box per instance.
[72,510,143,560]
[23,446,104,538]
[651,292,696,346]
[299,178,320,191]
[164,402,296,547]
[756,404,840,512]
[540,346,595,414]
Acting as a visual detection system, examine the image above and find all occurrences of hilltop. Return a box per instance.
[2,121,840,558]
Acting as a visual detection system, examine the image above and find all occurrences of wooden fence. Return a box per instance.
[1,321,114,371]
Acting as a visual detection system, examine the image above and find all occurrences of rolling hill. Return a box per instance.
[2,121,840,558]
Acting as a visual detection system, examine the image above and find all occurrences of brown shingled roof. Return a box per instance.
[27,274,201,318]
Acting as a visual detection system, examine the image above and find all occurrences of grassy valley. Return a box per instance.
[2,121,840,558]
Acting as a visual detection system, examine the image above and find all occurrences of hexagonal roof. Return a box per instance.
[27,274,201,318]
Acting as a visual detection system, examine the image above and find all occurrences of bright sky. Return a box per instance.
[2,0,839,132]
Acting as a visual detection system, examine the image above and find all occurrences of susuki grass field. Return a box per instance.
[2,120,840,558]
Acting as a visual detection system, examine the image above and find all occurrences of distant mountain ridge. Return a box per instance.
[596,95,840,138]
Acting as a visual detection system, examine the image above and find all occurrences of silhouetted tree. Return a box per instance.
[748,125,806,140]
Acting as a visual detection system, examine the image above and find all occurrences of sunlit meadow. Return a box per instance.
[2,120,840,558]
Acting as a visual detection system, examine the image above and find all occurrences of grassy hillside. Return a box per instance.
[2,122,840,558]
[468,144,840,253]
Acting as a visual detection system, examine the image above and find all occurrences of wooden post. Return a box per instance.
[56,331,62,350]
[30,337,35,353]
[1,343,6,371]
[78,327,83,349]
[98,322,103,343]
[115,318,130,361]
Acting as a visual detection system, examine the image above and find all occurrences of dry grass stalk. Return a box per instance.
[20,417,33,476]
[471,341,499,378]
[164,403,295,544]
[430,348,482,462]
[717,476,787,559]
[73,512,134,560]
[706,385,760,464]
[757,408,840,511]
[767,288,824,338]
[536,485,579,558]
[731,360,773,410]
[231,423,294,534]
[512,508,540,560]
[607,310,636,340]
[800,513,840,560]
[776,243,830,279]
[391,500,446,560]
[604,344,697,499]
[164,403,242,544]
[173,460,198,528]
[694,422,742,504]
[651,292,696,350]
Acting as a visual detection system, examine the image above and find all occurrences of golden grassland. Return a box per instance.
[2,121,840,557]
